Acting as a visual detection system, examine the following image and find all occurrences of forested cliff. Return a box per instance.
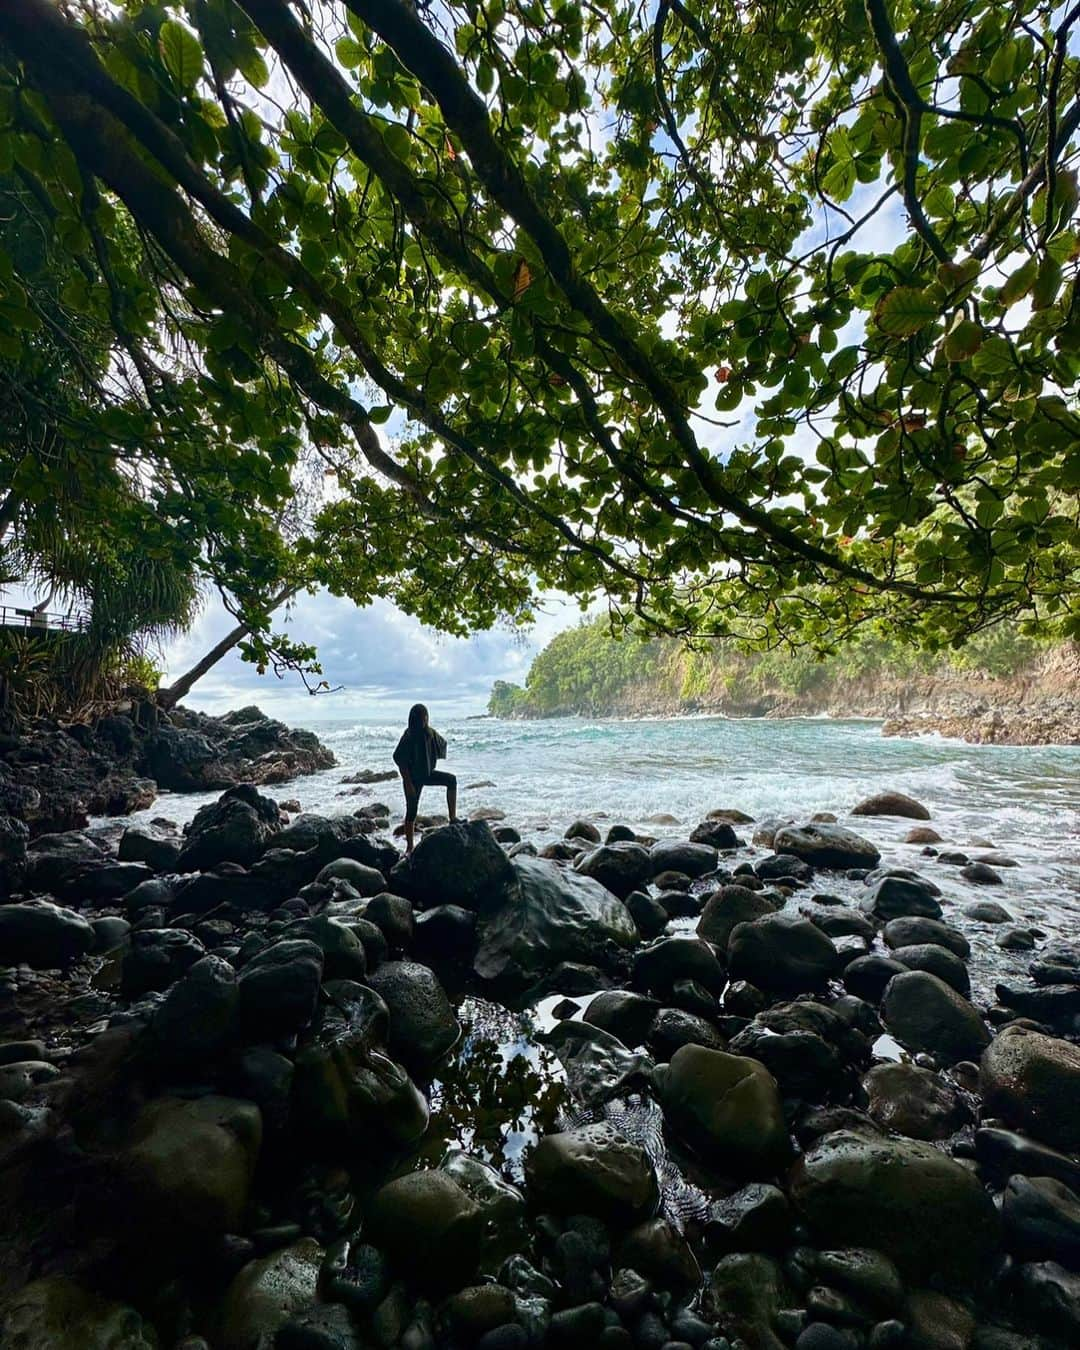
[489,619,1080,744]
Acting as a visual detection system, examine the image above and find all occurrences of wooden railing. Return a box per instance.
[0,605,89,633]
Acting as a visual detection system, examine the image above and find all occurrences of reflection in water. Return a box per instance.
[422,997,568,1181]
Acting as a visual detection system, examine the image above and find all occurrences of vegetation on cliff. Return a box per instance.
[488,616,1052,718]
[0,0,1077,722]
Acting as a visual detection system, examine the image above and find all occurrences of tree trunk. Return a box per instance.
[156,620,252,710]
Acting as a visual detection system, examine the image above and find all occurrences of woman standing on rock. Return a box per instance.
[393,703,457,854]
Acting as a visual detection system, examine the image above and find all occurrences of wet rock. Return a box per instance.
[238,939,323,1039]
[284,915,368,983]
[294,1030,426,1153]
[655,1044,790,1176]
[315,857,386,896]
[121,927,206,996]
[475,857,636,994]
[961,861,1003,885]
[883,917,970,958]
[320,1236,389,1313]
[1002,1174,1080,1268]
[697,886,778,950]
[773,824,882,870]
[729,1019,847,1102]
[390,821,513,910]
[566,819,602,844]
[118,822,182,871]
[527,1122,658,1224]
[881,971,990,1062]
[974,1126,1080,1190]
[889,943,971,996]
[706,1253,790,1350]
[575,843,654,899]
[646,1008,725,1060]
[790,1129,1000,1284]
[177,784,281,871]
[0,1059,59,1102]
[625,890,669,939]
[905,826,943,844]
[367,1171,482,1288]
[151,953,239,1062]
[964,902,1013,924]
[650,840,718,878]
[363,893,415,951]
[219,1238,323,1350]
[690,820,739,849]
[365,960,459,1065]
[0,900,95,968]
[1014,1261,1080,1340]
[584,991,662,1049]
[124,1094,262,1235]
[705,1184,793,1255]
[843,955,907,1003]
[24,829,106,892]
[633,937,726,998]
[904,1290,973,1350]
[617,1218,701,1290]
[1030,943,1080,986]
[980,1026,1080,1153]
[0,1276,158,1349]
[755,853,814,882]
[656,890,701,920]
[439,1151,526,1260]
[995,980,1080,1021]
[91,915,131,952]
[860,876,942,921]
[442,1286,517,1343]
[413,904,477,967]
[862,1062,967,1140]
[797,903,874,942]
[276,1302,363,1350]
[995,927,1036,952]
[727,913,840,994]
[852,792,930,820]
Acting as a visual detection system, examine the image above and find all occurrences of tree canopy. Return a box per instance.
[0,0,1077,667]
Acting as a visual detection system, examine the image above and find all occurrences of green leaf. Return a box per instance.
[971,336,1015,378]
[159,20,203,96]
[335,36,363,68]
[875,287,939,337]
[943,317,983,362]
[1031,258,1062,311]
[368,405,393,424]
[1000,256,1038,306]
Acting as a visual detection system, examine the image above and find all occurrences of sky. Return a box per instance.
[158,588,585,722]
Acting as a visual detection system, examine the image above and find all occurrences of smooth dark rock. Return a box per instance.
[980,1026,1080,1153]
[705,1183,793,1255]
[365,960,459,1065]
[526,1122,658,1224]
[883,916,970,958]
[121,927,206,996]
[862,1062,967,1140]
[575,843,654,899]
[843,955,907,1003]
[633,937,726,998]
[368,1171,481,1289]
[881,971,989,1062]
[852,792,929,820]
[646,1008,725,1060]
[773,823,881,869]
[889,942,971,996]
[625,890,669,939]
[1002,1174,1080,1268]
[697,886,778,951]
[390,821,514,910]
[727,913,840,994]
[649,840,718,878]
[0,899,95,968]
[238,938,323,1038]
[584,991,662,1049]
[860,876,942,921]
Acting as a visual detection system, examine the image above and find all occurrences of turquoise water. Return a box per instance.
[128,715,1079,995]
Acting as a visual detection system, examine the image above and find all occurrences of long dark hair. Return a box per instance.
[407,703,429,733]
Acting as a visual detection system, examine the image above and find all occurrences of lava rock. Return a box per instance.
[390,821,514,910]
[861,1062,967,1140]
[727,913,840,994]
[881,971,989,1062]
[980,1026,1080,1153]
[366,960,460,1065]
[218,1238,323,1350]
[773,823,882,869]
[526,1122,658,1224]
[238,938,323,1039]
[575,843,654,899]
[177,784,281,871]
[1002,1174,1080,1268]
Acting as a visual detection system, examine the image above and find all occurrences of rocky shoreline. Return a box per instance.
[0,780,1078,1349]
[0,703,335,837]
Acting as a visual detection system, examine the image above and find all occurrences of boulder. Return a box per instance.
[756,852,814,882]
[905,826,943,844]
[1002,1175,1080,1269]
[883,917,969,958]
[24,829,105,892]
[583,990,662,1049]
[574,842,654,899]
[861,1062,967,1140]
[390,821,514,910]
[151,954,239,1063]
[860,876,942,921]
[1031,942,1080,987]
[0,1277,158,1349]
[238,939,323,1039]
[980,1027,1080,1153]
[143,726,221,791]
[526,1122,658,1224]
[646,1008,726,1060]
[705,1183,793,1255]
[889,943,971,996]
[842,954,907,1003]
[773,824,881,870]
[624,889,668,939]
[565,819,601,844]
[1014,1261,1080,1340]
[706,1252,790,1350]
[293,1035,426,1153]
[790,1129,1000,1283]
[852,792,930,820]
[177,784,280,871]
[367,1171,482,1288]
[727,913,840,993]
[655,1044,790,1176]
[474,856,636,993]
[118,822,182,871]
[121,927,206,996]
[218,1238,323,1350]
[964,901,1013,924]
[363,892,415,951]
[881,971,989,1063]
[633,936,726,998]
[649,839,718,878]
[697,885,779,950]
[315,857,386,896]
[365,960,460,1065]
[124,1094,262,1234]
[995,980,1080,1021]
[689,819,739,849]
[961,861,1003,885]
[974,1126,1080,1192]
[0,900,94,968]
